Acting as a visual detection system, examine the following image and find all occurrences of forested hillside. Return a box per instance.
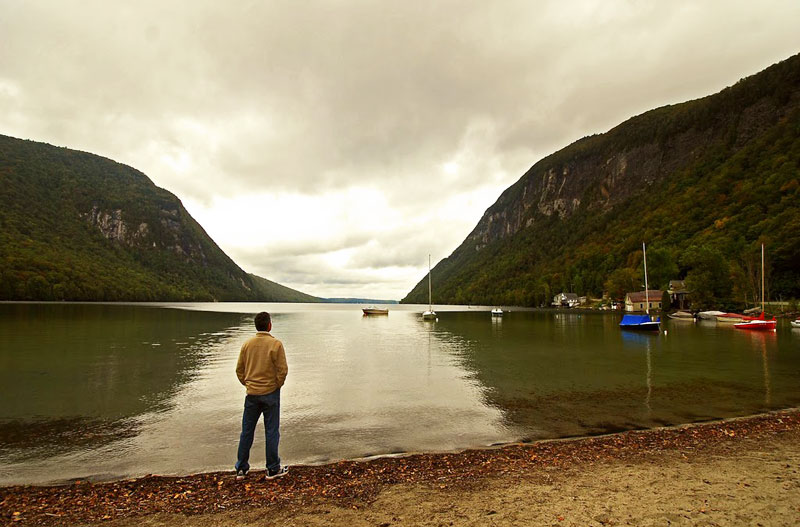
[403,53,800,309]
[0,135,319,302]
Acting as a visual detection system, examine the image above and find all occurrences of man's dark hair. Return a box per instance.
[254,312,271,331]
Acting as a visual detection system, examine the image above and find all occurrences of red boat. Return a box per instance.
[734,245,776,331]
[734,312,776,331]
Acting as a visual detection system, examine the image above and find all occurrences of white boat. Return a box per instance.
[716,313,757,324]
[422,254,437,320]
[491,308,503,316]
[668,310,695,321]
[697,310,725,320]
[791,320,800,328]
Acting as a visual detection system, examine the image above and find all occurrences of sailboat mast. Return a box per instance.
[761,243,765,313]
[643,242,650,315]
[428,254,432,311]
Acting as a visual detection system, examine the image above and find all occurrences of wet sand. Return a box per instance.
[3,409,800,526]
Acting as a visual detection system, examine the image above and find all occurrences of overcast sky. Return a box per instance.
[2,1,799,299]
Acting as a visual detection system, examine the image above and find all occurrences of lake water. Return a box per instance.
[1,302,799,485]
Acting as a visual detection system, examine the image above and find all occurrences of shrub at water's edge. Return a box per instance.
[402,53,800,308]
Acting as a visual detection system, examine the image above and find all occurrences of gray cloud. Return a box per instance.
[2,1,799,298]
[231,233,375,261]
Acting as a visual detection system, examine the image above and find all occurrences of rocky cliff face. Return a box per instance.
[466,94,797,252]
[84,206,149,245]
[83,204,211,265]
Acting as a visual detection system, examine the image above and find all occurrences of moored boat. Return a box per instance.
[734,244,774,331]
[716,313,758,324]
[668,310,695,321]
[697,310,725,320]
[491,308,503,316]
[791,320,800,328]
[421,254,437,320]
[734,312,776,331]
[362,307,389,315]
[620,314,661,331]
[620,242,660,332]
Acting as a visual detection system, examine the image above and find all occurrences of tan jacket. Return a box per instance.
[236,332,288,395]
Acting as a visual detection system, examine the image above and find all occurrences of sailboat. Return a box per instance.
[422,254,437,320]
[620,242,661,331]
[735,244,776,331]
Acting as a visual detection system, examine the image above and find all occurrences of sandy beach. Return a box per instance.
[3,409,800,526]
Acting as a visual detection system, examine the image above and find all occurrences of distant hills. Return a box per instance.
[403,53,800,308]
[322,298,399,304]
[0,135,320,302]
[247,273,320,303]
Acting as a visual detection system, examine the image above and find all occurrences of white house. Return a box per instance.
[552,292,580,308]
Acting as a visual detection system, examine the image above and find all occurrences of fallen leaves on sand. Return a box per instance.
[2,410,799,526]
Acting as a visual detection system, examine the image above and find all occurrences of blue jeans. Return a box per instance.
[235,389,281,473]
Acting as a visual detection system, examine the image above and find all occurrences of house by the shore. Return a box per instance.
[667,280,690,309]
[625,290,664,312]
[552,292,580,308]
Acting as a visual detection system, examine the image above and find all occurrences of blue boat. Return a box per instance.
[619,314,661,331]
[620,242,661,331]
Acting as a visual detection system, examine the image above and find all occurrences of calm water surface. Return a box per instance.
[1,302,799,485]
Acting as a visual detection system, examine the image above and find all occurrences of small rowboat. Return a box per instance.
[362,307,389,315]
[668,311,695,321]
[697,310,725,320]
[734,313,776,331]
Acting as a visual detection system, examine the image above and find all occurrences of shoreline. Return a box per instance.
[3,408,799,525]
[7,408,799,489]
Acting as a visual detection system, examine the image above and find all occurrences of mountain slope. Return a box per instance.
[403,53,800,307]
[0,135,320,302]
[248,273,319,303]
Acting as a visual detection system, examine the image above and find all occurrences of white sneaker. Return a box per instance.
[265,465,289,480]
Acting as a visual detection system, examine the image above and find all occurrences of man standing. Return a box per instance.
[235,311,289,480]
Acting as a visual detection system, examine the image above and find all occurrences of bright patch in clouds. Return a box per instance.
[162,150,192,174]
[443,161,459,175]
[183,181,509,299]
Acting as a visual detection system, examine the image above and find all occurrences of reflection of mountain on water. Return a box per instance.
[0,417,139,462]
[0,303,246,459]
[429,311,790,441]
